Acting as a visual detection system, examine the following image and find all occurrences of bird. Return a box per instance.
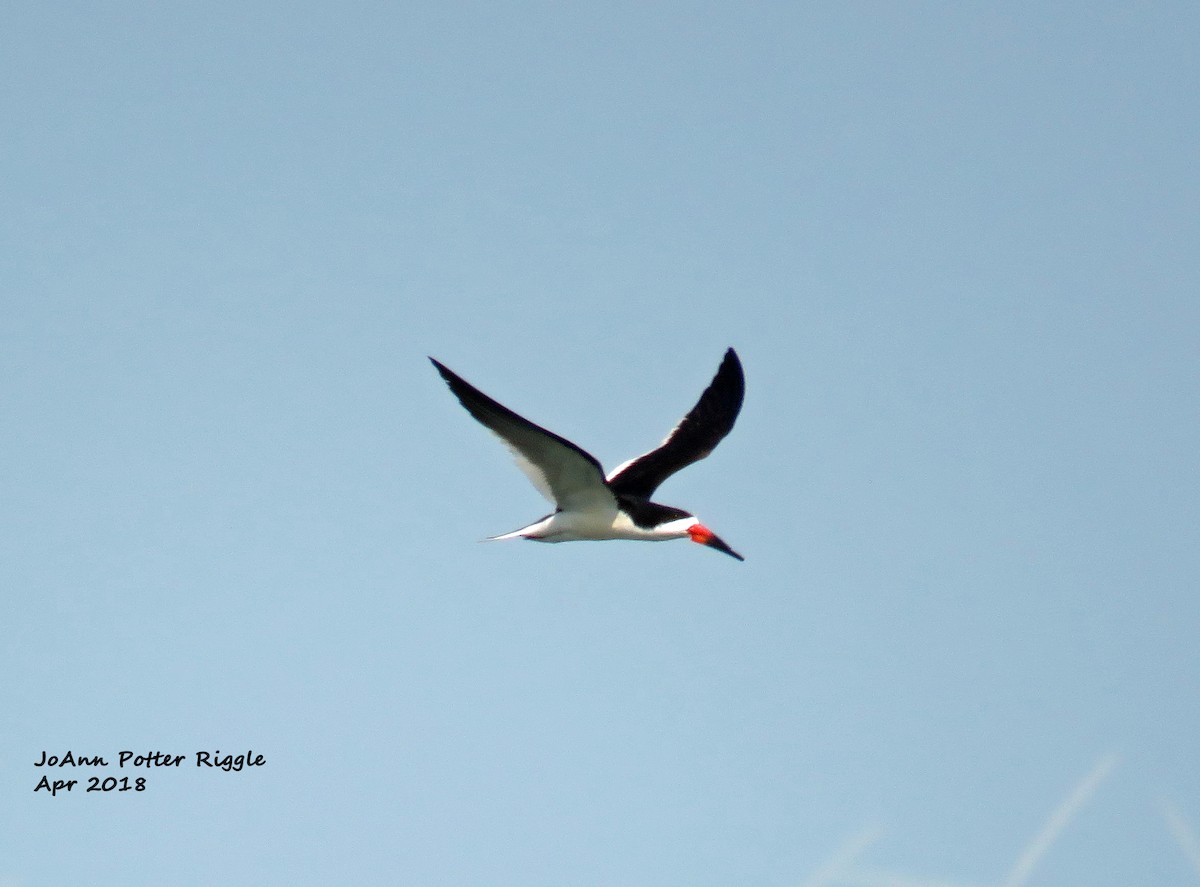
[430,348,745,561]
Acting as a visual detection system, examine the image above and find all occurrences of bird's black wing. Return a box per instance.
[606,348,744,499]
[430,358,616,512]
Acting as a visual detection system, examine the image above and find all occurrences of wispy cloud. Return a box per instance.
[837,866,988,887]
[799,827,882,887]
[1002,753,1118,887]
[1162,801,1200,880]
[803,753,1117,887]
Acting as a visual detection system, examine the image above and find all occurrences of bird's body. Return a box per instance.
[430,348,745,560]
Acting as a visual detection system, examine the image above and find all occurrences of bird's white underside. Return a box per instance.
[489,429,699,542]
[489,511,698,543]
[480,417,704,542]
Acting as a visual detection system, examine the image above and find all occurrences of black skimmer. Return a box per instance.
[430,348,745,561]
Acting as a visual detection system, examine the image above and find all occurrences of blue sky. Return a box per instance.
[3,2,1198,885]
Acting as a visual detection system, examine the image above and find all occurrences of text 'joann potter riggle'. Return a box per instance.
[35,749,266,771]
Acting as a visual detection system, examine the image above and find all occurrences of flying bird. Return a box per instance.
[430,348,745,560]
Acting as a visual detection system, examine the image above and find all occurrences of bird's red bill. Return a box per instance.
[689,524,744,561]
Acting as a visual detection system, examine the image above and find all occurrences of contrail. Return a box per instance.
[1002,753,1118,887]
[799,827,882,887]
[1163,801,1200,879]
